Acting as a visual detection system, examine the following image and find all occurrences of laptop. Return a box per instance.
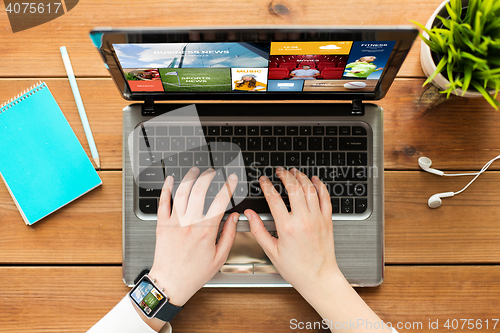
[90,27,417,287]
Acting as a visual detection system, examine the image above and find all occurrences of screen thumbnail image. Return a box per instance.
[124,68,164,92]
[160,68,231,92]
[231,68,268,91]
[343,41,396,80]
[113,42,269,69]
[303,79,378,92]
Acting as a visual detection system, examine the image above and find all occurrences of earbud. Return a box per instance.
[428,192,455,208]
[418,157,444,176]
[420,155,500,208]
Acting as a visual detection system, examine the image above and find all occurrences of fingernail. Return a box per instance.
[233,213,240,223]
[166,176,174,185]
[260,175,269,181]
[229,173,237,180]
[291,167,298,172]
[244,211,252,221]
[312,175,319,180]
[190,166,199,172]
[276,167,284,172]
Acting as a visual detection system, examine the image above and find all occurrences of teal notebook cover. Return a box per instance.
[0,82,102,225]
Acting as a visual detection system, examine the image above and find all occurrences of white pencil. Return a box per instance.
[60,46,101,170]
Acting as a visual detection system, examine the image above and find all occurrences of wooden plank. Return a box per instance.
[0,172,122,264]
[1,78,498,171]
[0,0,445,78]
[1,171,499,264]
[0,265,499,332]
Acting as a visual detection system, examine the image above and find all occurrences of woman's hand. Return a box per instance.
[148,167,240,307]
[245,167,341,294]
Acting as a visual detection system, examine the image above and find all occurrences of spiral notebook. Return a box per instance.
[0,82,102,225]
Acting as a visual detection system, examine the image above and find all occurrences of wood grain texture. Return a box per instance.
[0,0,446,78]
[0,172,122,263]
[1,78,499,171]
[1,171,499,264]
[0,266,499,332]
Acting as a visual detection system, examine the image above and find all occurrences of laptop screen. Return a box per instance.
[91,28,417,101]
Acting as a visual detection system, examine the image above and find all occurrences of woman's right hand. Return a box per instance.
[245,167,343,295]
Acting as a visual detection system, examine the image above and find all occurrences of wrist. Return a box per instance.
[148,269,191,307]
[130,297,166,332]
[296,266,349,302]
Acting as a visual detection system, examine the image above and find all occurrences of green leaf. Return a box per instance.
[472,81,500,109]
[462,66,473,95]
[423,55,448,86]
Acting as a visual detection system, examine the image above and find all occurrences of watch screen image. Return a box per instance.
[130,277,167,317]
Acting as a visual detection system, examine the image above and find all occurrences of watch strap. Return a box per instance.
[155,300,183,322]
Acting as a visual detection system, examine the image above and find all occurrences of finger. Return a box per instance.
[172,167,200,216]
[275,167,308,213]
[259,175,289,226]
[184,168,217,216]
[245,209,277,257]
[311,176,332,217]
[205,173,238,222]
[214,212,239,265]
[158,176,174,221]
[289,168,320,213]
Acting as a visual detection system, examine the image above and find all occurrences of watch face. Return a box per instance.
[129,276,168,318]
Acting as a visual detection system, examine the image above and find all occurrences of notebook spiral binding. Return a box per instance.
[0,81,45,114]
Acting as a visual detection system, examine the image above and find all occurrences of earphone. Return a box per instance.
[418,155,500,208]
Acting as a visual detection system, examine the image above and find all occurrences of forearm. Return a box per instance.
[297,270,392,333]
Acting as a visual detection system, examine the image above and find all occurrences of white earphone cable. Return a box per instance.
[453,155,500,195]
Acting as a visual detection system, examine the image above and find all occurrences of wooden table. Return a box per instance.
[1,1,499,332]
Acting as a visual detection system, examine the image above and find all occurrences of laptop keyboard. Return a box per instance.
[136,122,370,218]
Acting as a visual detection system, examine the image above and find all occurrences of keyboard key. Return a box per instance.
[263,137,277,151]
[179,152,193,166]
[234,182,249,198]
[156,137,170,151]
[139,183,163,197]
[271,152,285,166]
[299,167,315,178]
[245,167,260,181]
[326,126,337,135]
[316,152,331,166]
[165,167,181,181]
[156,126,168,136]
[308,137,322,151]
[139,198,158,214]
[334,166,367,181]
[232,137,246,151]
[140,152,162,166]
[247,137,262,151]
[215,137,232,151]
[313,126,324,135]
[226,167,242,180]
[250,182,263,196]
[293,137,307,150]
[182,126,194,136]
[287,126,298,135]
[255,152,270,166]
[206,182,219,198]
[261,126,272,135]
[355,198,368,213]
[277,137,292,151]
[139,137,153,151]
[242,152,254,166]
[352,126,368,135]
[274,126,285,135]
[330,183,346,197]
[324,137,337,151]
[339,137,367,151]
[202,126,208,136]
[195,126,204,136]
[353,183,367,196]
[286,152,300,166]
[347,152,368,166]
[171,137,185,151]
[225,152,239,164]
[205,136,216,143]
[301,153,316,166]
[211,152,224,167]
[181,167,191,179]
[194,152,210,166]
[318,167,333,181]
[221,126,233,136]
[341,198,354,214]
[139,167,164,182]
[163,153,177,166]
[208,126,220,136]
[186,137,201,151]
[169,126,181,136]
[140,126,154,136]
[332,152,346,166]
[331,197,340,214]
[339,126,351,135]
[235,126,246,136]
[300,126,312,135]
[248,126,259,135]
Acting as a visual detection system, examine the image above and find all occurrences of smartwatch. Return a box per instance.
[129,274,183,322]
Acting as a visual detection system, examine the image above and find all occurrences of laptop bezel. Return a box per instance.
[90,26,417,102]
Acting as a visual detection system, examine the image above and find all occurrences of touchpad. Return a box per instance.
[226,232,271,265]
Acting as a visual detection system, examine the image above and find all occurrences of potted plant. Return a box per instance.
[413,0,500,109]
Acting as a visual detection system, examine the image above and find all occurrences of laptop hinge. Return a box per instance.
[351,100,365,116]
[142,98,155,116]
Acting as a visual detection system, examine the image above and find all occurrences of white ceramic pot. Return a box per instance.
[420,0,488,98]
